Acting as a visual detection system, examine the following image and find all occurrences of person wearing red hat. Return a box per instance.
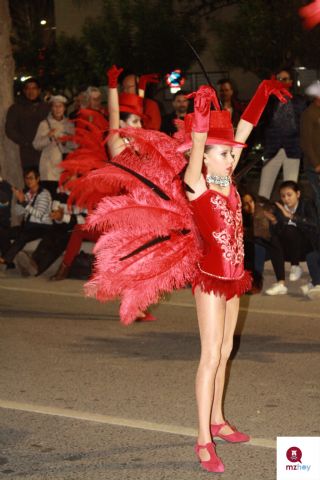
[182,81,291,472]
[107,65,144,158]
[106,65,156,322]
[120,71,161,130]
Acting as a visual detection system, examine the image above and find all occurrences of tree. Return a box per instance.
[9,0,55,83]
[51,34,95,94]
[9,0,206,92]
[0,0,22,187]
[82,0,206,80]
[212,0,320,78]
[178,0,240,16]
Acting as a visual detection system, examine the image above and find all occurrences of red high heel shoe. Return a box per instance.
[134,312,156,322]
[210,421,250,443]
[194,442,224,473]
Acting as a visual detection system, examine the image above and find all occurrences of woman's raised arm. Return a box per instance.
[233,79,292,168]
[106,65,127,159]
[184,86,220,195]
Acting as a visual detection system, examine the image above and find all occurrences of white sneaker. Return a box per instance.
[300,282,313,296]
[307,285,320,300]
[265,282,288,295]
[289,265,302,281]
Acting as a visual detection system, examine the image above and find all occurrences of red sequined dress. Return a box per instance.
[191,183,252,299]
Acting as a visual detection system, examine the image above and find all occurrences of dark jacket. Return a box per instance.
[0,180,12,228]
[161,112,180,136]
[263,95,307,159]
[300,102,320,169]
[5,96,50,169]
[242,199,272,242]
[229,98,246,128]
[272,198,319,250]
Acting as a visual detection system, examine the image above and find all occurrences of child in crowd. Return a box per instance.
[264,181,320,298]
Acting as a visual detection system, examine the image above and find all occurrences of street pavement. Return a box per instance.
[0,265,320,480]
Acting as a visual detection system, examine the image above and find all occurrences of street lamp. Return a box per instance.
[40,19,47,25]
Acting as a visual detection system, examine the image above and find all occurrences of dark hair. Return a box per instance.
[23,77,41,89]
[241,191,256,202]
[173,90,188,100]
[118,70,136,84]
[120,112,137,122]
[24,167,40,178]
[275,67,293,80]
[217,78,238,98]
[279,180,300,193]
[218,77,231,86]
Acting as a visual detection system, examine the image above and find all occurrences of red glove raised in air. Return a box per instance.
[138,73,160,92]
[106,65,124,88]
[241,79,292,126]
[299,0,320,29]
[186,85,220,132]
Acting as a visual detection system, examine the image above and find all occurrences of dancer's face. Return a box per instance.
[204,144,235,177]
[121,114,142,128]
[280,187,300,209]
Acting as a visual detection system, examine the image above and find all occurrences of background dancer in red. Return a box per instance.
[299,0,320,29]
[106,65,156,321]
[181,80,291,472]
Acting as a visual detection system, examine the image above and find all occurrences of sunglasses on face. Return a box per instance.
[277,76,291,81]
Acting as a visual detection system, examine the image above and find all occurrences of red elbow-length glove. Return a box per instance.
[138,73,159,93]
[241,79,292,126]
[106,65,124,88]
[186,85,221,132]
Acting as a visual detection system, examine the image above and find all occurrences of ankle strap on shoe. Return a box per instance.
[195,441,216,454]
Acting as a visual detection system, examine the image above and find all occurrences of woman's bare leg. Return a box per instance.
[194,287,226,458]
[210,295,240,434]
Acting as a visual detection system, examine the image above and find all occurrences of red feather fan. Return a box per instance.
[80,128,202,324]
[59,116,109,188]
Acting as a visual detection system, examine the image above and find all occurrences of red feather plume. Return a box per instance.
[83,130,202,324]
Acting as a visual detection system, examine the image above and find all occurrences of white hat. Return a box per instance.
[50,95,68,104]
[305,80,320,97]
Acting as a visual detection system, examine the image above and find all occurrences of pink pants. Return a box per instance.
[63,225,100,266]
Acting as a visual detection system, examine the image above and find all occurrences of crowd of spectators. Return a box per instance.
[1,70,320,299]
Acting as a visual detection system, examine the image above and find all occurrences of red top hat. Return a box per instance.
[176,110,246,152]
[119,93,145,118]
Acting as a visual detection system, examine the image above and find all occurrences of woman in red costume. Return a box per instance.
[181,81,291,472]
[106,65,156,321]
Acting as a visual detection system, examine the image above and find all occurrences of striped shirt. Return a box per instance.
[16,188,52,225]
